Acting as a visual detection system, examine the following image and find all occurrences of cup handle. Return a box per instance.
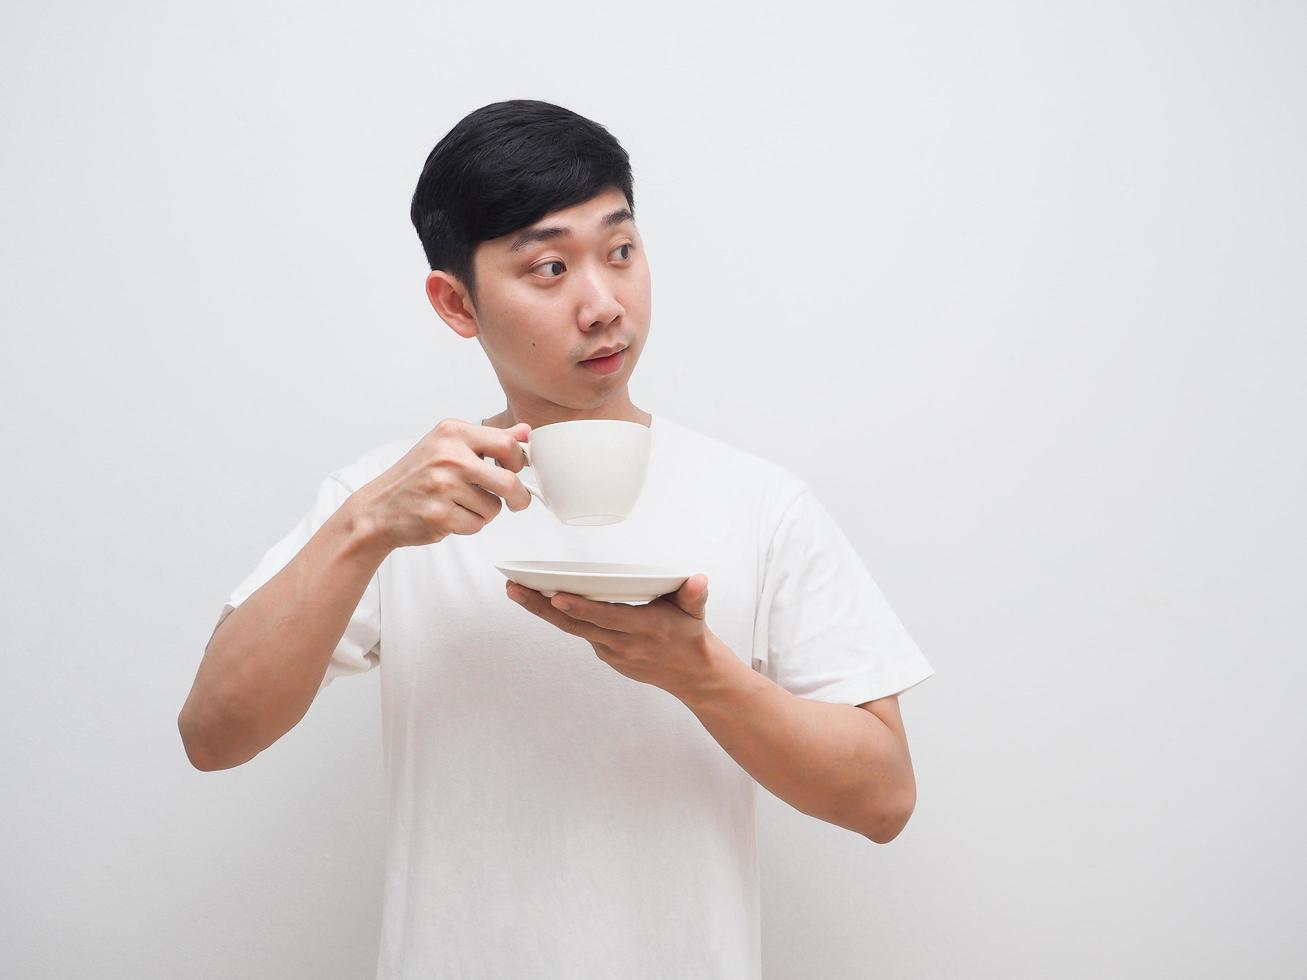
[483,445,543,504]
[517,444,543,502]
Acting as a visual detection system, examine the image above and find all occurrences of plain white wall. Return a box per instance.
[2,1,1303,977]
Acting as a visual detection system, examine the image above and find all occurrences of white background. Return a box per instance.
[2,1,1304,977]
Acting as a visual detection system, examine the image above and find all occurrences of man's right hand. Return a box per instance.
[352,418,533,551]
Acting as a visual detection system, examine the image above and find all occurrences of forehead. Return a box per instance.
[491,188,634,253]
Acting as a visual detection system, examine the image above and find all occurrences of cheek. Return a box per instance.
[628,264,652,313]
[491,289,557,339]
[511,286,573,329]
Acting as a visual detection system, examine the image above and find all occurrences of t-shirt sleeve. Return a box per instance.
[210,472,381,694]
[752,486,934,704]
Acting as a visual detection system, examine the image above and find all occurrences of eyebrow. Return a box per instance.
[508,208,635,252]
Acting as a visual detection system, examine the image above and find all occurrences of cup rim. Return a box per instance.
[529,417,651,435]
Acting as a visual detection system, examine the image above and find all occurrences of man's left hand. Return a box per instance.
[506,573,722,701]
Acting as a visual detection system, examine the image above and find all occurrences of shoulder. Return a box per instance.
[654,413,809,516]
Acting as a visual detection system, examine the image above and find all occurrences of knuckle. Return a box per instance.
[429,443,462,468]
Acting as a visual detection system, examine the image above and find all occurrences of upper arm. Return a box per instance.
[857,693,905,742]
[856,694,917,812]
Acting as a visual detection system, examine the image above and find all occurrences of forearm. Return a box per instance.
[678,634,914,842]
[178,497,390,770]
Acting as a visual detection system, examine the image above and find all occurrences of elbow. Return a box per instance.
[178,698,266,772]
[863,789,916,845]
[178,710,219,771]
[178,707,242,772]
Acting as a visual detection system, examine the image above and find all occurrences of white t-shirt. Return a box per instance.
[215,412,934,979]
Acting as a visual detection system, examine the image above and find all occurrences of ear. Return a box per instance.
[425,270,479,339]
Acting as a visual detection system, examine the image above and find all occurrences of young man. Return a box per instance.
[179,99,934,979]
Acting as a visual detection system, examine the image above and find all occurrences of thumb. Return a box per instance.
[671,573,709,620]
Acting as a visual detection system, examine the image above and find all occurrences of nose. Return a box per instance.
[575,264,625,332]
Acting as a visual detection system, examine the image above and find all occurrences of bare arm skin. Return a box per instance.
[178,419,533,771]
[681,645,917,844]
[177,500,389,771]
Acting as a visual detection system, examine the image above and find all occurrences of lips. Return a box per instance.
[579,347,627,375]
[581,344,627,362]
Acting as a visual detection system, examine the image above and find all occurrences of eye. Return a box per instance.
[530,242,636,279]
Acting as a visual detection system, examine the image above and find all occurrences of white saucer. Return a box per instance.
[495,560,694,604]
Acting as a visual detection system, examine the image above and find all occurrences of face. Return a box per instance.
[425,186,652,423]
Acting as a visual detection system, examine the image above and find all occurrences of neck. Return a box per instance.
[481,395,651,430]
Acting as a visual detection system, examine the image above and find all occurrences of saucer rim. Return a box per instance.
[494,560,695,580]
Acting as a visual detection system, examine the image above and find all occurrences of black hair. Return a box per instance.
[410,99,636,308]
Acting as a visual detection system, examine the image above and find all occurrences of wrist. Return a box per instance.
[676,633,767,713]
[337,492,394,565]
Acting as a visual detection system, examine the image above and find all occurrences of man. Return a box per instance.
[179,99,934,979]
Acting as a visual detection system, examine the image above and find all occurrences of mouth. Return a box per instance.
[578,346,628,375]
[579,343,628,363]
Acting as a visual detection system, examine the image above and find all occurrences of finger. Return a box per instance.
[448,481,506,522]
[441,499,492,536]
[668,574,709,619]
[469,422,531,472]
[466,456,533,512]
[547,592,640,633]
[508,585,623,645]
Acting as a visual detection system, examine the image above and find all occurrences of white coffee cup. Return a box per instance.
[510,419,651,526]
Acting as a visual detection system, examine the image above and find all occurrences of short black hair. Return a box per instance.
[410,99,636,308]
